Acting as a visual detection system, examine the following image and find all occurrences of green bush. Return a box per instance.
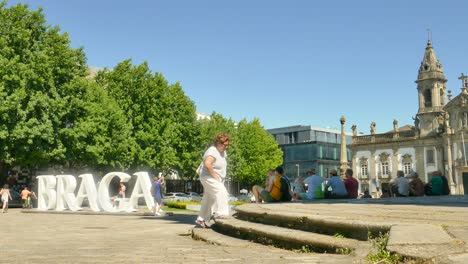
[166,201,188,209]
[166,200,247,210]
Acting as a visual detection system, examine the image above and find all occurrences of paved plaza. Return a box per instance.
[2,196,468,263]
[0,209,348,264]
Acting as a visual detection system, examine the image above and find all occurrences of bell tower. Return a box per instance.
[415,39,447,137]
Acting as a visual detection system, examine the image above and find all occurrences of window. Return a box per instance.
[359,158,369,179]
[426,149,435,164]
[440,89,445,105]
[404,162,412,175]
[402,154,413,175]
[464,78,468,88]
[361,164,368,178]
[285,132,298,144]
[381,161,389,178]
[423,89,432,107]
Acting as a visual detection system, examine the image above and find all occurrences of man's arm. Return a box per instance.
[265,176,275,192]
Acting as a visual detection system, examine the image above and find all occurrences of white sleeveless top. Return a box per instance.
[200,146,227,181]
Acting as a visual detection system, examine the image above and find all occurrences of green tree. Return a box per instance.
[96,60,199,177]
[0,2,87,177]
[235,118,283,186]
[58,78,137,172]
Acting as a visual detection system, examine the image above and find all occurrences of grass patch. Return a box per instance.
[365,232,402,264]
[161,205,197,213]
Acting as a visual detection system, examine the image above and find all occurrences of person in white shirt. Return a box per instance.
[292,175,305,197]
[294,169,323,200]
[390,170,409,197]
[195,133,230,228]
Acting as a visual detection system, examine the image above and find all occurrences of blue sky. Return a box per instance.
[7,0,468,133]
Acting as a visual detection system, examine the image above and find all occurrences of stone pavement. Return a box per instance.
[194,195,468,263]
[0,209,351,264]
[2,196,468,263]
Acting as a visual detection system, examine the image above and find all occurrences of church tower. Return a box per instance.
[415,39,448,137]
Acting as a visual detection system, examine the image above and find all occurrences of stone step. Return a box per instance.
[212,218,371,257]
[235,203,391,240]
[192,225,357,263]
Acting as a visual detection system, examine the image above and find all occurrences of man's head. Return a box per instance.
[275,166,284,176]
[345,168,353,178]
[431,170,443,177]
[267,170,275,177]
[397,170,404,178]
[329,169,338,177]
[411,172,419,178]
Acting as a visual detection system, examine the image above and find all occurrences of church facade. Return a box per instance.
[351,40,468,195]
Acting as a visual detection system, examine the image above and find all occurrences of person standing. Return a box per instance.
[21,186,37,209]
[344,169,359,199]
[196,133,230,228]
[113,182,126,208]
[152,177,163,216]
[0,184,13,213]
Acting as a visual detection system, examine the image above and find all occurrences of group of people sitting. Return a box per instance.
[384,170,450,197]
[252,167,361,203]
[252,167,451,204]
[292,168,359,200]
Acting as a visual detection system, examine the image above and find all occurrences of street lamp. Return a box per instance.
[295,164,300,178]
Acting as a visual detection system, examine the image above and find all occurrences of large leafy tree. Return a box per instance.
[58,78,137,172]
[96,60,199,177]
[0,2,87,177]
[235,118,283,186]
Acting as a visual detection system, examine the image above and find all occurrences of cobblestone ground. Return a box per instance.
[0,209,350,264]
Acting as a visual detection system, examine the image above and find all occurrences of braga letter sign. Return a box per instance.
[36,171,155,212]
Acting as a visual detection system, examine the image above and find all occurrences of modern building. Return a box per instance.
[351,39,468,195]
[267,125,352,181]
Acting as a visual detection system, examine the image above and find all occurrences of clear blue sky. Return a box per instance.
[7,0,468,133]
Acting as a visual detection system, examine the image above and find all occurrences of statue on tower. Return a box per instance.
[351,125,357,137]
[393,119,399,133]
[370,122,376,135]
[412,115,420,132]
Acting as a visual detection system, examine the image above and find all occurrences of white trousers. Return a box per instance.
[198,176,229,221]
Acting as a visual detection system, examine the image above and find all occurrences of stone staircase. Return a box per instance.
[192,199,468,263]
[192,203,379,262]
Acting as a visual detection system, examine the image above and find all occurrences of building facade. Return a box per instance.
[351,40,468,195]
[267,125,352,181]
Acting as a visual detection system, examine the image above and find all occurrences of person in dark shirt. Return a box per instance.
[344,169,358,199]
[409,172,425,196]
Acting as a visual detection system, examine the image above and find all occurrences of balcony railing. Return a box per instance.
[353,130,416,145]
[357,173,368,179]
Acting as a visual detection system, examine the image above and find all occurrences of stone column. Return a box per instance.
[392,148,399,179]
[445,135,456,194]
[339,116,348,176]
[369,149,376,183]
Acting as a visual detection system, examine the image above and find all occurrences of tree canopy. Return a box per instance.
[0,2,284,188]
[0,2,87,174]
